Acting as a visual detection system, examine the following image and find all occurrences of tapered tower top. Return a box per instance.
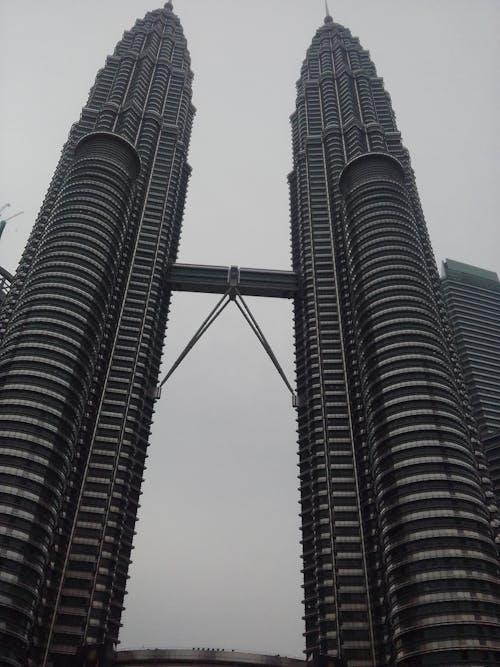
[164,2,173,9]
[324,0,333,23]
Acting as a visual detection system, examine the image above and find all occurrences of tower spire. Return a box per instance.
[324,0,333,24]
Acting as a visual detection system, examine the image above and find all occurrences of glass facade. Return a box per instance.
[1,6,500,667]
[441,259,500,504]
[289,15,500,667]
[0,5,194,666]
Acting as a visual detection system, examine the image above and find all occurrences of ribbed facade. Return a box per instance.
[484,432,500,507]
[441,259,500,503]
[2,6,500,667]
[290,15,500,667]
[0,4,194,666]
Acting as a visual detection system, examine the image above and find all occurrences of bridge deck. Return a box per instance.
[168,263,298,299]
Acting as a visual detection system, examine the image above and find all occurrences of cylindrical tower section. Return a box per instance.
[0,132,139,667]
[339,153,500,664]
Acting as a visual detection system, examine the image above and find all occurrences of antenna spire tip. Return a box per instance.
[324,0,333,23]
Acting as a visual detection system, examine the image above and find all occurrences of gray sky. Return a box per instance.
[1,0,499,658]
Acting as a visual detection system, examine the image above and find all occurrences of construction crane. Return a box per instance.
[0,203,23,240]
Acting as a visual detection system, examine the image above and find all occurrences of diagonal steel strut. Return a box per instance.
[155,288,296,404]
[233,289,296,399]
[157,289,231,393]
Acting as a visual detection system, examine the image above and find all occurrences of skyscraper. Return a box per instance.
[0,3,194,665]
[441,259,500,500]
[1,4,500,667]
[289,11,500,666]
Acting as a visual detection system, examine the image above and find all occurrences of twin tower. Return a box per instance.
[1,4,500,666]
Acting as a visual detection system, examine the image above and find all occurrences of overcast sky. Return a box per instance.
[1,0,499,658]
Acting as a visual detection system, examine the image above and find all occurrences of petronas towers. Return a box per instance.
[1,4,499,667]
[0,4,193,664]
[290,13,500,665]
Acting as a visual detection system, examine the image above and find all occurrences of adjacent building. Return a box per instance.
[289,11,500,666]
[0,266,12,307]
[442,258,500,500]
